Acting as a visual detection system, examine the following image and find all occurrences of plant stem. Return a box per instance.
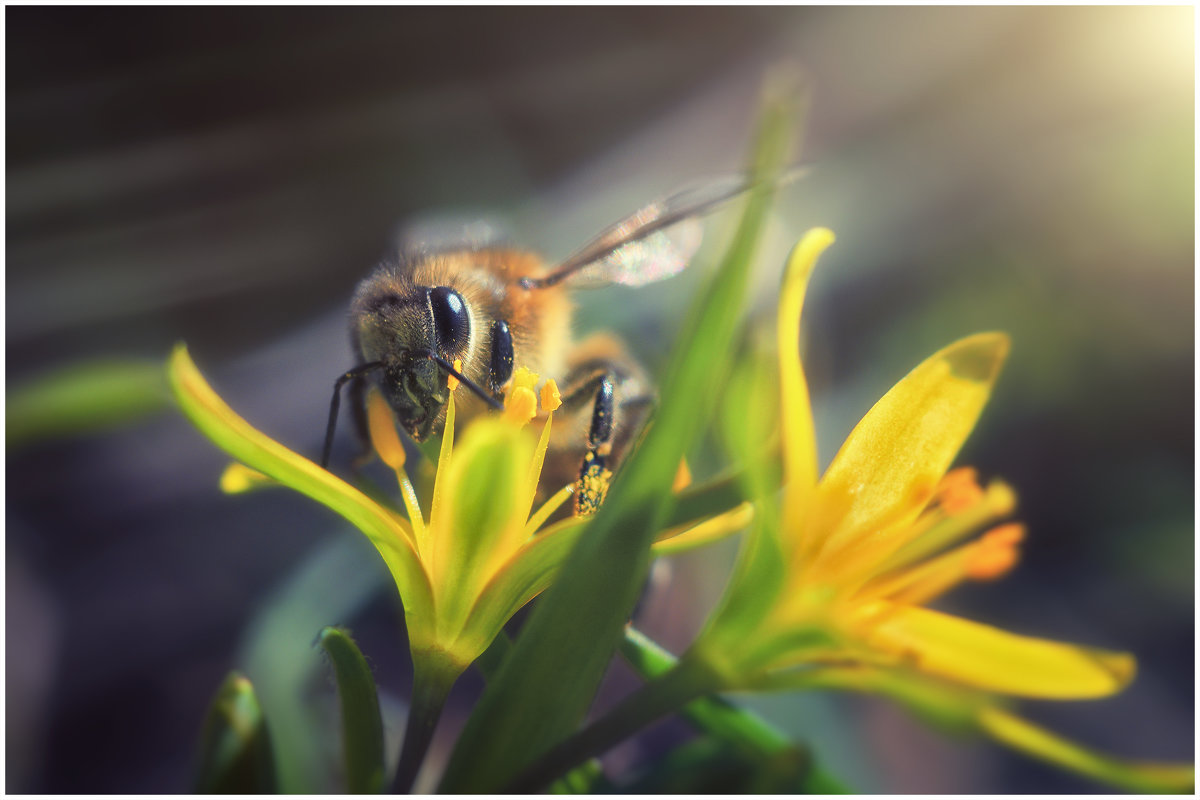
[392,661,457,793]
[504,653,724,792]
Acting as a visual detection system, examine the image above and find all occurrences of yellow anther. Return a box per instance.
[510,366,538,394]
[504,386,538,427]
[540,379,562,413]
[979,480,1018,518]
[367,388,406,471]
[447,358,462,392]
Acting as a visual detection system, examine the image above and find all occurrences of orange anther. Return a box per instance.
[982,523,1026,547]
[447,358,463,392]
[965,523,1025,581]
[672,458,693,493]
[965,546,1020,581]
[938,467,984,514]
[367,389,406,471]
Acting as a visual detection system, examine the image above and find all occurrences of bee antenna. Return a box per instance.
[423,352,504,411]
[322,361,386,470]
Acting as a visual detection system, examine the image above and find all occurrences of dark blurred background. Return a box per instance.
[7,6,1193,793]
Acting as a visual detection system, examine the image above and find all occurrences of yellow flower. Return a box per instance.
[167,345,738,683]
[687,229,1192,792]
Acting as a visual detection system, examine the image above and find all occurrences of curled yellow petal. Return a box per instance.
[778,229,834,539]
[869,604,1135,699]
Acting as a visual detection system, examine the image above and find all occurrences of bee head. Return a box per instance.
[353,283,492,442]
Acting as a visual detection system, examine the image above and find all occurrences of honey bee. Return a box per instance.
[322,174,788,514]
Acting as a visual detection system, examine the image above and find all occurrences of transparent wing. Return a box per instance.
[392,214,512,256]
[522,168,805,290]
[561,217,703,289]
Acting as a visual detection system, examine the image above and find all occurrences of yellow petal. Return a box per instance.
[778,229,834,535]
[813,333,1010,570]
[869,604,1135,699]
[652,502,754,556]
[166,344,436,643]
[431,417,533,632]
[978,706,1195,793]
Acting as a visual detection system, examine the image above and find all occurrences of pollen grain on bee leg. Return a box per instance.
[573,452,613,517]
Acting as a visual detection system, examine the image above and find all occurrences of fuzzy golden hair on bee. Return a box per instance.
[322,170,800,508]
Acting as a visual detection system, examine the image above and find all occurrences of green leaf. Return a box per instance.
[696,352,789,662]
[549,759,609,794]
[239,534,389,792]
[317,628,386,794]
[194,671,278,794]
[439,78,805,793]
[8,358,169,449]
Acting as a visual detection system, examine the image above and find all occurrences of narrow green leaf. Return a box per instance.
[8,358,169,449]
[194,671,278,794]
[239,534,389,792]
[549,759,609,794]
[697,352,789,657]
[317,628,386,794]
[439,79,805,792]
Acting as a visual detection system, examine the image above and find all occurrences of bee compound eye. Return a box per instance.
[428,286,470,352]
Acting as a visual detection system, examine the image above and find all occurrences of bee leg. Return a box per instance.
[559,372,617,516]
[346,375,376,471]
[487,319,515,401]
[320,361,384,469]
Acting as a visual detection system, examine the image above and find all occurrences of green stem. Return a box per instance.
[392,659,458,793]
[621,627,849,793]
[504,652,724,792]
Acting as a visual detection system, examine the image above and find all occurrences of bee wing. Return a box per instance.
[524,168,805,290]
[393,215,513,256]
[557,217,704,289]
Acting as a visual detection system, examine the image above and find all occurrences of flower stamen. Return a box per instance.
[965,523,1026,581]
